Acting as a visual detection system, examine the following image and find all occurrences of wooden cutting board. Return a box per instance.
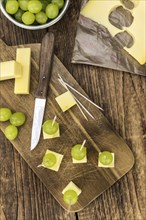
[0,40,134,212]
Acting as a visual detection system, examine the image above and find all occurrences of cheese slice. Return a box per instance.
[62,181,82,196]
[81,0,146,65]
[0,60,22,81]
[72,155,87,163]
[14,48,31,94]
[40,149,64,172]
[43,128,60,139]
[98,153,115,168]
[55,91,76,112]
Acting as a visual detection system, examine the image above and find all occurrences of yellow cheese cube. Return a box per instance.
[43,128,60,139]
[98,153,115,168]
[14,48,31,94]
[40,149,64,172]
[81,0,146,65]
[72,155,87,164]
[0,60,22,81]
[55,91,76,112]
[62,181,82,196]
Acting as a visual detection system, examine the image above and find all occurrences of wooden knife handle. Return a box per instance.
[35,32,55,99]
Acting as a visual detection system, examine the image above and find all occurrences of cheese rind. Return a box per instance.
[62,181,82,196]
[55,91,76,112]
[40,149,64,172]
[43,128,60,139]
[72,155,87,164]
[98,153,115,168]
[81,0,146,65]
[14,48,31,94]
[0,60,22,81]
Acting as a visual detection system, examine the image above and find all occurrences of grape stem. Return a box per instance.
[52,115,57,126]
[80,139,86,151]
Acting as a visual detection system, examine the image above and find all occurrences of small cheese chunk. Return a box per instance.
[43,128,60,139]
[41,149,64,172]
[72,155,87,164]
[55,91,76,112]
[14,48,31,94]
[62,181,82,196]
[98,153,115,168]
[0,60,22,81]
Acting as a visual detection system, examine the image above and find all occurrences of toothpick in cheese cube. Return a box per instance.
[55,91,76,112]
[62,181,81,196]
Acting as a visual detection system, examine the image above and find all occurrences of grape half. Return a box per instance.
[43,120,59,135]
[63,190,78,205]
[42,153,57,168]
[71,144,86,160]
[6,0,19,15]
[99,151,113,165]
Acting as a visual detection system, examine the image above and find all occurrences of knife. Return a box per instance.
[30,32,55,151]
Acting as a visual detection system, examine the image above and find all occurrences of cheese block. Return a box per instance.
[62,181,82,196]
[98,153,115,168]
[0,60,22,81]
[81,0,146,65]
[43,128,60,139]
[72,155,87,164]
[55,91,76,112]
[40,149,64,172]
[14,48,31,94]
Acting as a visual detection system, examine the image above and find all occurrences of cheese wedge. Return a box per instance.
[14,48,31,94]
[62,181,82,196]
[43,128,60,139]
[98,153,115,168]
[0,60,22,81]
[81,0,146,65]
[40,149,64,172]
[55,91,76,112]
[72,155,87,164]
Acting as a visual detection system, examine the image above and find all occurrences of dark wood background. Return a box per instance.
[0,1,145,219]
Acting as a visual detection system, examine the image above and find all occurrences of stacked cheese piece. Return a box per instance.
[0,48,31,94]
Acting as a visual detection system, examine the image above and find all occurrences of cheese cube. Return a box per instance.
[98,153,115,168]
[0,60,22,81]
[72,155,87,164]
[40,149,64,172]
[14,48,31,94]
[43,128,60,139]
[62,181,82,196]
[55,91,76,112]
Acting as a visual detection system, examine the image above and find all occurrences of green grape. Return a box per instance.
[27,0,42,13]
[40,0,48,11]
[0,108,12,122]
[43,120,59,135]
[22,11,35,25]
[4,125,18,141]
[10,112,26,126]
[42,153,57,168]
[14,8,24,22]
[99,151,113,165]
[63,190,78,205]
[71,144,86,160]
[52,0,64,9]
[18,0,29,11]
[6,1,19,15]
[45,3,59,19]
[36,11,48,24]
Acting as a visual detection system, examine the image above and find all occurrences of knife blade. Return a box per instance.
[30,32,55,151]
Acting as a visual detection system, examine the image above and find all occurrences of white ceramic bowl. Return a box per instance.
[0,0,70,30]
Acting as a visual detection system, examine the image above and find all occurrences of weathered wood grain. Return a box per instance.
[0,0,146,219]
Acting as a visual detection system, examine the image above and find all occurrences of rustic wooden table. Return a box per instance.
[0,1,145,220]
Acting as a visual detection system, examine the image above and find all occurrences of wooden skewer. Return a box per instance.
[52,115,57,126]
[58,74,103,111]
[80,139,86,151]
